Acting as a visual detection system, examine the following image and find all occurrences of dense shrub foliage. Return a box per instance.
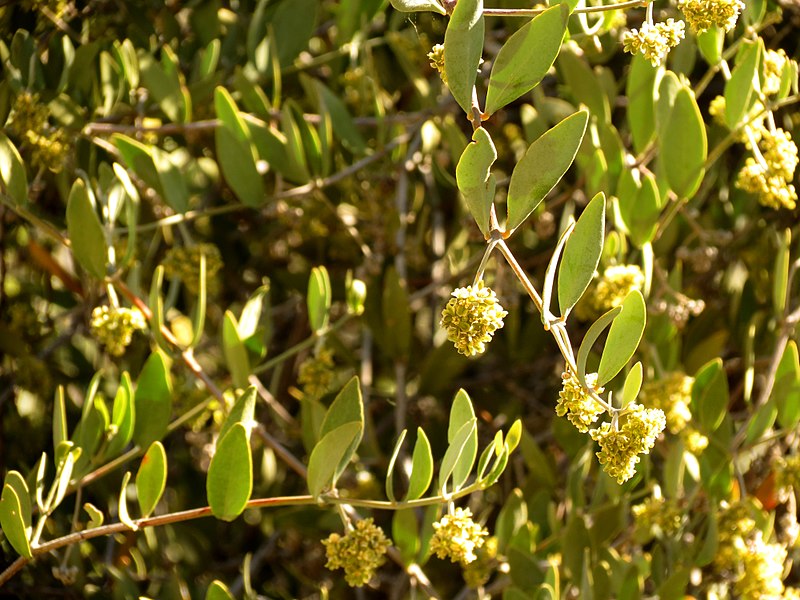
[0,0,799,598]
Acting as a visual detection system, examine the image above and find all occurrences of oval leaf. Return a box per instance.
[219,386,257,442]
[307,421,362,499]
[577,306,621,389]
[597,290,646,386]
[443,0,484,113]
[691,358,729,433]
[724,39,762,128]
[136,441,167,518]
[133,351,173,448]
[390,0,446,13]
[621,361,644,408]
[456,127,497,235]
[661,87,706,200]
[66,179,106,279]
[216,126,265,207]
[107,372,135,458]
[207,423,253,521]
[307,266,332,333]
[222,311,250,389]
[449,389,478,490]
[438,418,477,494]
[485,4,569,115]
[406,428,434,501]
[558,192,605,314]
[0,133,27,206]
[507,110,588,233]
[0,483,32,558]
[206,581,236,600]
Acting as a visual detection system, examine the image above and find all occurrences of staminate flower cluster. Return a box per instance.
[430,507,488,565]
[322,518,391,587]
[639,372,694,434]
[736,128,799,210]
[632,494,684,537]
[678,0,744,33]
[428,43,447,84]
[297,348,335,399]
[90,305,147,356]
[7,92,71,173]
[715,500,758,573]
[440,281,507,356]
[556,371,605,433]
[575,264,644,321]
[621,19,685,67]
[589,403,666,483]
[462,536,498,588]
[763,49,789,97]
[734,533,787,599]
[162,243,224,294]
[775,455,800,497]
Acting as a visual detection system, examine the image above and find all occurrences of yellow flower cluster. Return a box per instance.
[639,372,694,434]
[715,501,757,572]
[621,19,685,67]
[430,507,488,565]
[763,49,788,97]
[462,536,498,588]
[678,0,744,33]
[8,92,71,172]
[556,371,605,433]
[683,428,709,454]
[428,44,447,84]
[734,533,787,599]
[297,348,335,399]
[322,518,391,587]
[708,95,728,127]
[575,264,644,321]
[775,454,800,497]
[589,404,666,483]
[632,494,684,537]
[90,305,147,356]
[736,128,799,210]
[440,281,507,356]
[162,243,223,294]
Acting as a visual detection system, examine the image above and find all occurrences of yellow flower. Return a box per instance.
[639,372,694,435]
[322,518,391,587]
[440,281,507,356]
[556,371,605,433]
[430,507,488,565]
[678,0,744,32]
[90,306,147,356]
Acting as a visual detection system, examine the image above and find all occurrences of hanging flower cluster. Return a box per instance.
[622,19,685,66]
[556,371,605,433]
[322,518,391,587]
[430,507,489,565]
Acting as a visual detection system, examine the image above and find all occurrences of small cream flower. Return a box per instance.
[440,281,507,356]
[430,507,488,565]
[90,306,147,356]
[322,518,391,587]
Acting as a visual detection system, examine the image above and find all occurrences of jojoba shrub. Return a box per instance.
[0,0,799,598]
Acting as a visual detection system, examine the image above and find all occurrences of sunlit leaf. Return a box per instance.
[136,441,167,518]
[558,193,605,315]
[443,0,484,112]
[207,423,253,521]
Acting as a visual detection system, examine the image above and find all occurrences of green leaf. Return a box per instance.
[597,290,646,386]
[506,420,522,454]
[4,472,31,535]
[53,385,68,451]
[136,441,167,518]
[774,229,790,315]
[483,444,509,487]
[485,4,569,115]
[319,376,364,481]
[626,54,658,154]
[774,340,800,429]
[443,0,484,112]
[106,372,135,458]
[207,423,253,521]
[661,87,707,199]
[66,179,106,279]
[133,351,173,448]
[745,400,778,445]
[118,471,137,530]
[0,133,27,206]
[307,266,332,333]
[558,50,610,122]
[724,39,762,128]
[694,511,718,567]
[577,306,622,389]
[697,27,723,65]
[691,358,729,433]
[382,266,412,359]
[385,429,407,502]
[0,481,32,558]
[216,126,265,208]
[206,581,236,600]
[456,127,497,235]
[392,509,420,566]
[220,386,257,442]
[151,147,189,214]
[307,422,362,498]
[190,252,207,349]
[148,265,168,352]
[438,418,477,494]
[449,389,478,490]
[34,453,46,512]
[617,170,662,248]
[139,52,185,123]
[52,447,77,510]
[314,79,366,154]
[83,502,104,529]
[621,362,644,407]
[507,110,589,233]
[406,428,434,501]
[222,311,251,389]
[558,193,605,314]
[390,0,446,13]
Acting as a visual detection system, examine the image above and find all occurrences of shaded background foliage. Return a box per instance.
[0,0,799,598]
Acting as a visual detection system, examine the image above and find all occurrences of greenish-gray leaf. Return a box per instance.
[222,311,251,389]
[0,481,32,558]
[443,0,484,112]
[220,386,257,442]
[406,428,434,501]
[775,340,800,429]
[691,358,729,433]
[507,110,588,233]
[307,421,362,498]
[558,192,605,314]
[207,423,253,521]
[577,306,621,389]
[136,441,167,518]
[216,126,265,207]
[0,133,27,206]
[597,290,646,386]
[106,372,135,458]
[66,179,106,279]
[449,389,478,490]
[485,4,569,115]
[621,361,643,408]
[390,0,446,13]
[151,147,189,214]
[385,429,407,502]
[132,351,173,448]
[661,87,707,199]
[626,54,658,154]
[319,376,364,481]
[438,418,477,494]
[456,127,497,235]
[724,39,762,128]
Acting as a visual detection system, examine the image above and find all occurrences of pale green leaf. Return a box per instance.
[724,39,762,128]
[66,179,106,279]
[390,0,446,13]
[133,351,173,448]
[456,127,497,235]
[443,0,484,112]
[307,266,332,333]
[597,290,646,386]
[222,311,250,389]
[207,423,253,521]
[118,471,137,529]
[485,4,569,115]
[406,428,434,501]
[661,87,707,199]
[507,110,588,233]
[577,306,622,389]
[0,133,27,206]
[385,429,407,502]
[438,418,477,494]
[219,386,257,442]
[136,441,167,518]
[206,581,235,600]
[307,422,362,498]
[621,362,643,408]
[691,358,729,433]
[0,482,32,558]
[558,192,605,314]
